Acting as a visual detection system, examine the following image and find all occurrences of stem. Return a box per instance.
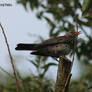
[55,56,72,92]
[0,23,19,92]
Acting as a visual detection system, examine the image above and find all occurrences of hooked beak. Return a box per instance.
[74,31,81,36]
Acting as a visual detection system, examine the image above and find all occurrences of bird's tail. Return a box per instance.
[31,51,48,56]
[15,43,39,50]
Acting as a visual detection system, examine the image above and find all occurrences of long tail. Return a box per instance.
[15,43,39,50]
[31,51,49,56]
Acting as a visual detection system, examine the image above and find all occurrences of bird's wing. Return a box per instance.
[40,36,68,46]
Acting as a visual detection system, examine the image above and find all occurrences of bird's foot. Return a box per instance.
[60,56,71,62]
[52,57,59,62]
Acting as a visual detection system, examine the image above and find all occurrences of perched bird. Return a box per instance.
[15,31,81,58]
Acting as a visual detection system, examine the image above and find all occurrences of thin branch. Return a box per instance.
[0,23,19,92]
[0,66,32,91]
[0,66,14,78]
[55,56,72,92]
[55,24,79,92]
[65,74,72,92]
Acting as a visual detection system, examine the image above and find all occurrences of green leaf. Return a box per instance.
[82,0,90,12]
[22,77,32,82]
[42,63,57,69]
[49,26,55,37]
[82,0,92,17]
[17,0,28,10]
[41,62,57,78]
[36,11,43,19]
[44,17,56,27]
[30,2,34,11]
[28,60,38,68]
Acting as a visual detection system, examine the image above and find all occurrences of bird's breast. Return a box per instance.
[47,43,71,57]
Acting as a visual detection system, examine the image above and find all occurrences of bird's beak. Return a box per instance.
[74,31,81,36]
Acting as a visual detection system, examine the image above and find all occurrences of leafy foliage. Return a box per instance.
[16,0,92,91]
[0,0,92,92]
[0,56,55,92]
[17,0,92,63]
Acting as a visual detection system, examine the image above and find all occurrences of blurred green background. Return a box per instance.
[0,0,92,92]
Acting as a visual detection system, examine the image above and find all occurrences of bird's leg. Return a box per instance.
[59,55,66,61]
[60,56,71,62]
[60,55,66,59]
[52,57,59,62]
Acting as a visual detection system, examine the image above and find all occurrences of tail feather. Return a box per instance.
[31,51,48,56]
[15,43,39,50]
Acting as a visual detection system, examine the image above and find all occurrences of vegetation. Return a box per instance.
[0,0,92,92]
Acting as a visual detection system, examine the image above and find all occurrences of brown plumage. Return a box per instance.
[15,31,81,57]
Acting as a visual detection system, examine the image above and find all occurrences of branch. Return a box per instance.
[0,66,32,91]
[0,23,19,92]
[55,56,72,92]
[55,24,79,92]
[0,66,14,78]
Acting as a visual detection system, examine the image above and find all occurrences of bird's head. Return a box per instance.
[65,31,81,37]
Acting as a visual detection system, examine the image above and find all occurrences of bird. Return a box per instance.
[15,31,81,58]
